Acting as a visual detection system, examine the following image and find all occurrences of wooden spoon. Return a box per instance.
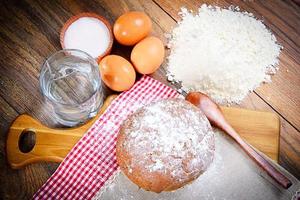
[185,92,292,189]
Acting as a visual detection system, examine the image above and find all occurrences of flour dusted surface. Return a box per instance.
[116,98,215,193]
[167,4,281,104]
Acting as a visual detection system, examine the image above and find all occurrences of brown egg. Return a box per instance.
[99,55,136,92]
[131,36,165,74]
[113,11,152,46]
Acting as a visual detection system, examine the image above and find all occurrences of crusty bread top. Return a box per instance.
[116,98,215,193]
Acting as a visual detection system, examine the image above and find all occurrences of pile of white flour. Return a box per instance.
[166,4,281,104]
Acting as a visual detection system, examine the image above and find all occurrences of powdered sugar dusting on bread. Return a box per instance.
[118,98,215,190]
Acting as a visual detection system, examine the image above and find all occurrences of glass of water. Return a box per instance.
[39,49,104,127]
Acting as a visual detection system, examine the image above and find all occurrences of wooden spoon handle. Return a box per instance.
[226,125,292,189]
[6,95,118,169]
[186,92,292,189]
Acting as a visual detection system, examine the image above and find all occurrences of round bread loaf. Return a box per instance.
[116,98,215,193]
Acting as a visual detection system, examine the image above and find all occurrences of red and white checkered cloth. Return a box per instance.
[34,76,179,200]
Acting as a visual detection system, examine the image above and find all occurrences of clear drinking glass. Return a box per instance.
[39,49,104,127]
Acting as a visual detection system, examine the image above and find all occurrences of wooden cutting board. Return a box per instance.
[6,95,280,169]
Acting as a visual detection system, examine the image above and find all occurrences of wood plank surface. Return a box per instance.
[0,0,299,199]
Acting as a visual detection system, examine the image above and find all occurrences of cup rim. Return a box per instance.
[44,48,96,62]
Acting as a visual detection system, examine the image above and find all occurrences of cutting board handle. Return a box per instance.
[6,95,118,169]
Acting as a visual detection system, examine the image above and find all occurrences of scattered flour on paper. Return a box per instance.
[166,4,281,104]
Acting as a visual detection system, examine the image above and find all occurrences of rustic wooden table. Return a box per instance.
[0,0,299,199]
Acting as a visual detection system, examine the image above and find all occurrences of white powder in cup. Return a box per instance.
[64,17,110,58]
